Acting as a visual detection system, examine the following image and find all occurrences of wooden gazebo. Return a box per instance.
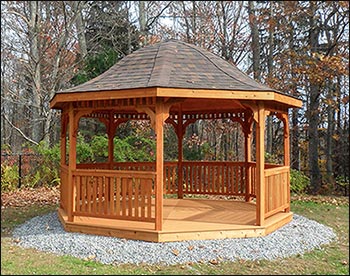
[50,40,302,242]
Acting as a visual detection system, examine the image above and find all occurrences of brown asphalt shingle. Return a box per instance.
[58,40,276,94]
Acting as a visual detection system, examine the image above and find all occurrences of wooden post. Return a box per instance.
[177,108,184,199]
[256,103,265,226]
[68,104,77,222]
[282,113,290,212]
[108,113,115,169]
[60,113,67,166]
[282,114,290,167]
[155,100,168,231]
[244,128,252,202]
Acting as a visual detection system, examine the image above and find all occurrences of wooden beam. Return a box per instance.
[177,107,184,199]
[68,104,77,222]
[51,87,302,110]
[50,88,158,109]
[107,112,116,168]
[154,100,170,231]
[157,88,302,108]
[243,113,253,202]
[280,113,290,212]
[256,102,265,226]
[60,113,68,166]
[274,93,302,108]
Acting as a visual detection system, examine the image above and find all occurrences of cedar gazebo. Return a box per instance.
[50,40,302,242]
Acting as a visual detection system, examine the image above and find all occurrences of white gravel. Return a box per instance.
[12,212,336,265]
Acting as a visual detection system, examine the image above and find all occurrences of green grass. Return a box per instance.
[1,198,349,275]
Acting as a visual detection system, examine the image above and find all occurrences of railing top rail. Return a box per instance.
[182,161,247,165]
[264,165,290,177]
[72,168,156,179]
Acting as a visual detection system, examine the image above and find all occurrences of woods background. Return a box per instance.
[1,1,349,195]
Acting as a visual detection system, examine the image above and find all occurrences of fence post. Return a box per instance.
[18,154,22,188]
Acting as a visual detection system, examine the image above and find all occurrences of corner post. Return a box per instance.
[60,113,68,166]
[177,107,184,199]
[282,113,290,212]
[155,99,169,231]
[107,112,116,169]
[243,118,253,202]
[68,104,77,222]
[256,102,265,226]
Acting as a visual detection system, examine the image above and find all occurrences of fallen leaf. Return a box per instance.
[209,259,219,265]
[87,254,96,260]
[188,245,194,251]
[172,249,179,256]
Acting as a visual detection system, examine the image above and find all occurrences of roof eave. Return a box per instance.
[50,86,302,110]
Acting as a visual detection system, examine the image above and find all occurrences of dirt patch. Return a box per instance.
[1,187,60,208]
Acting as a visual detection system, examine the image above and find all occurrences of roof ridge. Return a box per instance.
[146,43,162,87]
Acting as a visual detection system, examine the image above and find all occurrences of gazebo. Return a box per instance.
[50,40,302,242]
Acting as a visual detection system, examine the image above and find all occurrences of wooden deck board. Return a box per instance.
[59,198,292,242]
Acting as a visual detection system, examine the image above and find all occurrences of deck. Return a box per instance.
[58,198,292,242]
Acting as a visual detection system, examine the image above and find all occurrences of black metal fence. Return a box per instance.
[1,153,44,188]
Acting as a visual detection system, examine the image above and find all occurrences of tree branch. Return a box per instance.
[2,114,39,145]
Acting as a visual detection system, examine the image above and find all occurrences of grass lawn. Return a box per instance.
[1,194,349,275]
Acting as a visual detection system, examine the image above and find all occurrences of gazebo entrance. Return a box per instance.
[50,40,301,242]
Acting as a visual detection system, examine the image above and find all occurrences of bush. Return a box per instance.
[335,175,349,196]
[27,142,61,188]
[290,169,309,194]
[1,164,19,192]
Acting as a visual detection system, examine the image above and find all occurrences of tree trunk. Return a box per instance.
[308,1,322,194]
[291,108,300,170]
[139,1,147,45]
[73,1,87,59]
[326,84,335,185]
[266,3,274,155]
[247,1,261,81]
[29,1,43,143]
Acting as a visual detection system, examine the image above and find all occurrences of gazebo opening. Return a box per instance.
[50,40,302,242]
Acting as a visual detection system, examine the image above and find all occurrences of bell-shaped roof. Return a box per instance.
[59,40,276,94]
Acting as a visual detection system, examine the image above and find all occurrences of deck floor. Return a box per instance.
[59,198,292,242]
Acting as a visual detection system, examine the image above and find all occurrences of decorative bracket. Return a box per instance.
[242,102,259,123]
[276,112,289,138]
[136,106,156,129]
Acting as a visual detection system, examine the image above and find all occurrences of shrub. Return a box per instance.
[290,169,309,194]
[26,142,61,188]
[335,175,349,196]
[1,164,19,192]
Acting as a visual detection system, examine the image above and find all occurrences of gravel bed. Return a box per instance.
[12,212,336,265]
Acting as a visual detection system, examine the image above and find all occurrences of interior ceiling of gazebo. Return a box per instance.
[50,39,301,111]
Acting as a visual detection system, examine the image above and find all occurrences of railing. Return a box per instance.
[61,161,291,224]
[77,163,110,170]
[113,162,155,171]
[163,162,178,194]
[181,161,249,196]
[76,161,256,197]
[112,162,178,194]
[72,169,156,222]
[264,165,290,218]
[60,164,69,211]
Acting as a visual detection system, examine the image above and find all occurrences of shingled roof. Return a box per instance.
[59,40,276,94]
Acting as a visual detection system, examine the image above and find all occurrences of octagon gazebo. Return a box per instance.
[50,40,302,242]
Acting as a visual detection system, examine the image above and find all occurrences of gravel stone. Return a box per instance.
[12,212,336,265]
